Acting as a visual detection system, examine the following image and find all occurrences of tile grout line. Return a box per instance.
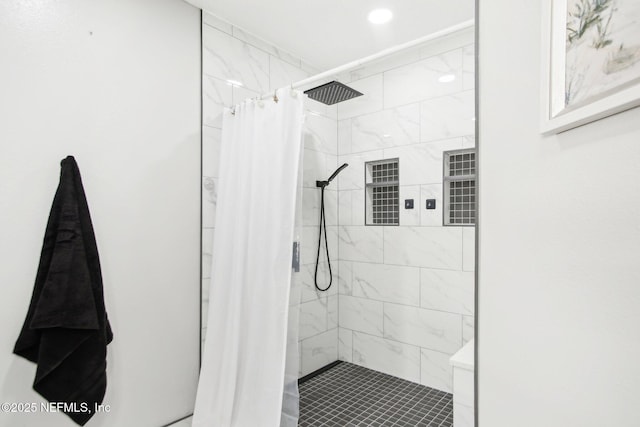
[350,329,457,360]
[339,88,476,126]
[204,19,311,74]
[336,111,341,360]
[339,293,472,318]
[326,249,475,274]
[338,40,474,93]
[418,267,422,385]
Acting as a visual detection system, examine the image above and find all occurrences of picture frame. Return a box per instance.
[541,0,640,135]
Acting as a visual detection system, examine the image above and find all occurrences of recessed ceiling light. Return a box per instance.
[226,79,243,87]
[438,74,456,83]
[368,8,393,24]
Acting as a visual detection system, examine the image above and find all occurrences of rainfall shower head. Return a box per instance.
[316,163,349,188]
[304,81,363,105]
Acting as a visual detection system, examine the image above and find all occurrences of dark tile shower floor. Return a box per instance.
[298,362,453,427]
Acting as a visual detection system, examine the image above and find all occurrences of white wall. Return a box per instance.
[478,1,640,426]
[0,1,201,426]
[334,28,475,393]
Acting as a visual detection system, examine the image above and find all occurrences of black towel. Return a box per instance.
[14,156,113,426]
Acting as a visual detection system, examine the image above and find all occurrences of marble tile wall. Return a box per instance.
[200,12,339,377]
[298,105,340,377]
[335,27,476,393]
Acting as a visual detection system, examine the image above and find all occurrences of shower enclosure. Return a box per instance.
[200,12,475,424]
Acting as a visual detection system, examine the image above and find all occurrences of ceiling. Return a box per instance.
[194,0,475,71]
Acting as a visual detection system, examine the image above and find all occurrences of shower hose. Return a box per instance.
[314,185,332,291]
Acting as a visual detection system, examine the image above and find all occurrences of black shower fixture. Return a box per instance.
[315,163,349,292]
[316,163,349,188]
[304,81,363,105]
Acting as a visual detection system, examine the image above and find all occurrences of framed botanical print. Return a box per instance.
[541,0,640,134]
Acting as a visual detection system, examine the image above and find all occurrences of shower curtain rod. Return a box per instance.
[260,19,474,101]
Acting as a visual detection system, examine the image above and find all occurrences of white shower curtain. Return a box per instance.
[193,89,304,427]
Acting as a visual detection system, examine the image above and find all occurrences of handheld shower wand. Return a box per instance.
[315,163,348,292]
[316,163,349,188]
